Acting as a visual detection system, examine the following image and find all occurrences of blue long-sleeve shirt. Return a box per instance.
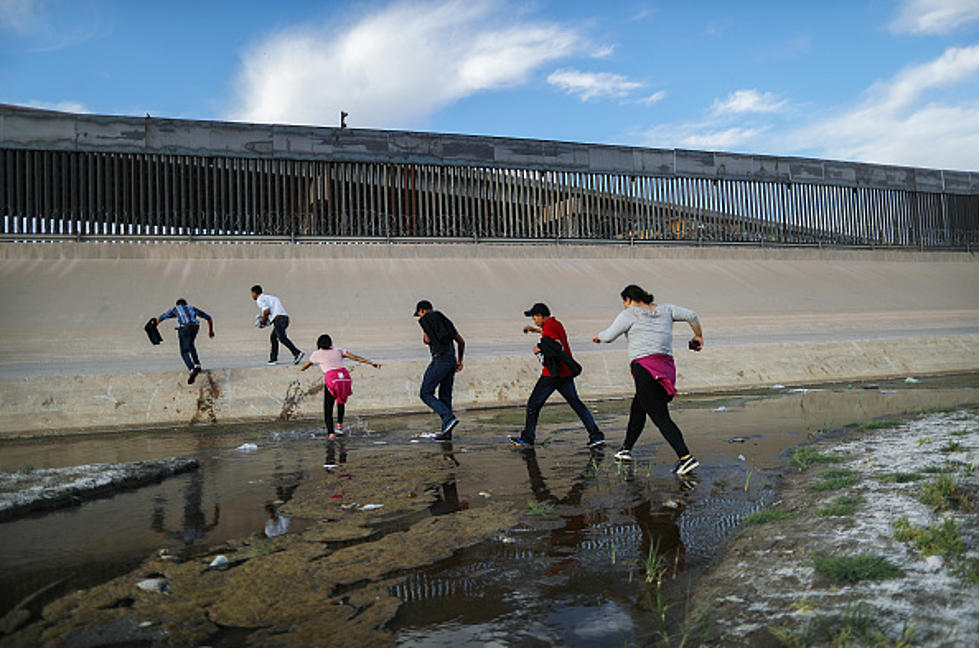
[158,304,211,326]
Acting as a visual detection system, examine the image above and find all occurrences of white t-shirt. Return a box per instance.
[256,293,288,319]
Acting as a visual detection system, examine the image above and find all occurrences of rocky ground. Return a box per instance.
[0,457,199,521]
[686,408,979,647]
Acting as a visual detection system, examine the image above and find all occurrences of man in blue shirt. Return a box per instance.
[153,299,215,384]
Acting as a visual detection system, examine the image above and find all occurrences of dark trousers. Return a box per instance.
[177,323,200,371]
[623,362,690,458]
[270,316,300,361]
[522,375,602,444]
[323,389,345,435]
[420,354,456,428]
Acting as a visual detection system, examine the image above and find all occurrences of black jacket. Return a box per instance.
[144,318,163,345]
[538,337,582,378]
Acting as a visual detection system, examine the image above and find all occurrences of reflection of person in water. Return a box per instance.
[150,472,220,545]
[263,503,291,538]
[629,488,685,573]
[323,438,348,469]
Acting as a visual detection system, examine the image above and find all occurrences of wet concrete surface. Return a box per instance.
[0,373,976,645]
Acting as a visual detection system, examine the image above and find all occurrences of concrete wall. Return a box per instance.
[3,103,977,192]
[0,241,976,437]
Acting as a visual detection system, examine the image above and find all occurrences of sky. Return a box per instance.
[2,0,979,171]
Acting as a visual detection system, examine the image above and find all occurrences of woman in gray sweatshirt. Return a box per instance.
[593,284,703,476]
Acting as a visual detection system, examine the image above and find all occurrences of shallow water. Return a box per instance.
[1,373,976,643]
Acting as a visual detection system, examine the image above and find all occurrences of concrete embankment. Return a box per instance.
[0,242,976,437]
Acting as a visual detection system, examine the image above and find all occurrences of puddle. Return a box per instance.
[0,373,976,644]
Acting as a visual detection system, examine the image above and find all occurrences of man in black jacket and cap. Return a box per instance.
[509,303,604,449]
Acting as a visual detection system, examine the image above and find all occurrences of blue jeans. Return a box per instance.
[177,323,200,371]
[420,354,456,428]
[270,316,301,361]
[521,375,602,444]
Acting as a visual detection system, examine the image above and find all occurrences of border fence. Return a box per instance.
[2,104,977,248]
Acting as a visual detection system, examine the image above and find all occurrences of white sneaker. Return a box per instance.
[614,448,633,462]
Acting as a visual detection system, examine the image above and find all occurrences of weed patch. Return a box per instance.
[879,471,925,483]
[919,474,973,512]
[770,604,915,648]
[852,420,902,431]
[939,440,963,452]
[527,500,555,516]
[893,517,965,556]
[743,509,797,525]
[815,496,864,517]
[811,554,903,583]
[809,469,861,492]
[789,447,844,470]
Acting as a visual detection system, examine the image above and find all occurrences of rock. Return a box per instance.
[136,578,169,593]
[0,607,31,635]
[728,436,748,443]
[925,555,944,570]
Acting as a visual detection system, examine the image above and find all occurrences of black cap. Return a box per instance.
[414,299,433,317]
[523,302,550,317]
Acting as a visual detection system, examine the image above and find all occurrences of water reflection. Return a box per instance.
[324,438,348,469]
[150,471,220,546]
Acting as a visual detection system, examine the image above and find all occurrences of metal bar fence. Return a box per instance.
[0,148,976,247]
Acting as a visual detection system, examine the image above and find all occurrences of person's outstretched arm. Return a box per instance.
[343,351,381,368]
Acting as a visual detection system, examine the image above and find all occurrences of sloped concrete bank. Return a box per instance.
[0,335,976,438]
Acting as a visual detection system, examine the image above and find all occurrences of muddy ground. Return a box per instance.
[0,387,977,647]
[687,408,979,647]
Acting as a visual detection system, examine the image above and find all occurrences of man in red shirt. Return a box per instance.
[509,303,604,448]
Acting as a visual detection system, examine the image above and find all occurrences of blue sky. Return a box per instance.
[2,0,979,170]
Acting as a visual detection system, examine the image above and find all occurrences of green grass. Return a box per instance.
[949,428,974,437]
[879,471,925,483]
[919,474,973,512]
[811,554,903,583]
[893,516,965,556]
[921,464,957,474]
[789,447,844,470]
[809,469,861,492]
[17,464,34,474]
[770,605,915,648]
[955,558,979,584]
[743,509,797,525]
[815,496,864,517]
[939,440,964,452]
[847,419,902,431]
[527,500,556,516]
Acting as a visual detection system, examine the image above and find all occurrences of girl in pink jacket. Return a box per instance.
[300,334,380,436]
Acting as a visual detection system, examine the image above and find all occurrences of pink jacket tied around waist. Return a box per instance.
[632,353,677,401]
[324,368,353,404]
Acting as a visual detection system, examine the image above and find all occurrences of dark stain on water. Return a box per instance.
[0,374,977,644]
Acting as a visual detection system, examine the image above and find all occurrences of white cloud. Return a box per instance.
[637,121,766,151]
[547,68,643,101]
[639,90,666,105]
[228,0,588,128]
[0,0,41,32]
[792,44,979,169]
[890,0,979,35]
[711,89,787,115]
[25,99,88,113]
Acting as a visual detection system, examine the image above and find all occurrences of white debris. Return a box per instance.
[925,555,944,570]
[738,454,746,461]
[136,578,169,593]
[771,384,785,390]
[713,406,728,412]
[323,464,339,469]
[478,491,493,498]
[905,377,920,383]
[208,555,229,570]
[235,443,259,452]
[359,504,384,511]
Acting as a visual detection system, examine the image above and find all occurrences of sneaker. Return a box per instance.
[677,475,700,492]
[586,438,606,449]
[188,366,201,385]
[508,435,533,449]
[267,360,278,366]
[614,448,633,462]
[443,417,459,435]
[673,456,700,476]
[433,431,452,442]
[293,351,305,365]
[334,424,344,436]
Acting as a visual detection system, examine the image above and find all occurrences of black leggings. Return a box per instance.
[622,362,690,458]
[324,389,345,434]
